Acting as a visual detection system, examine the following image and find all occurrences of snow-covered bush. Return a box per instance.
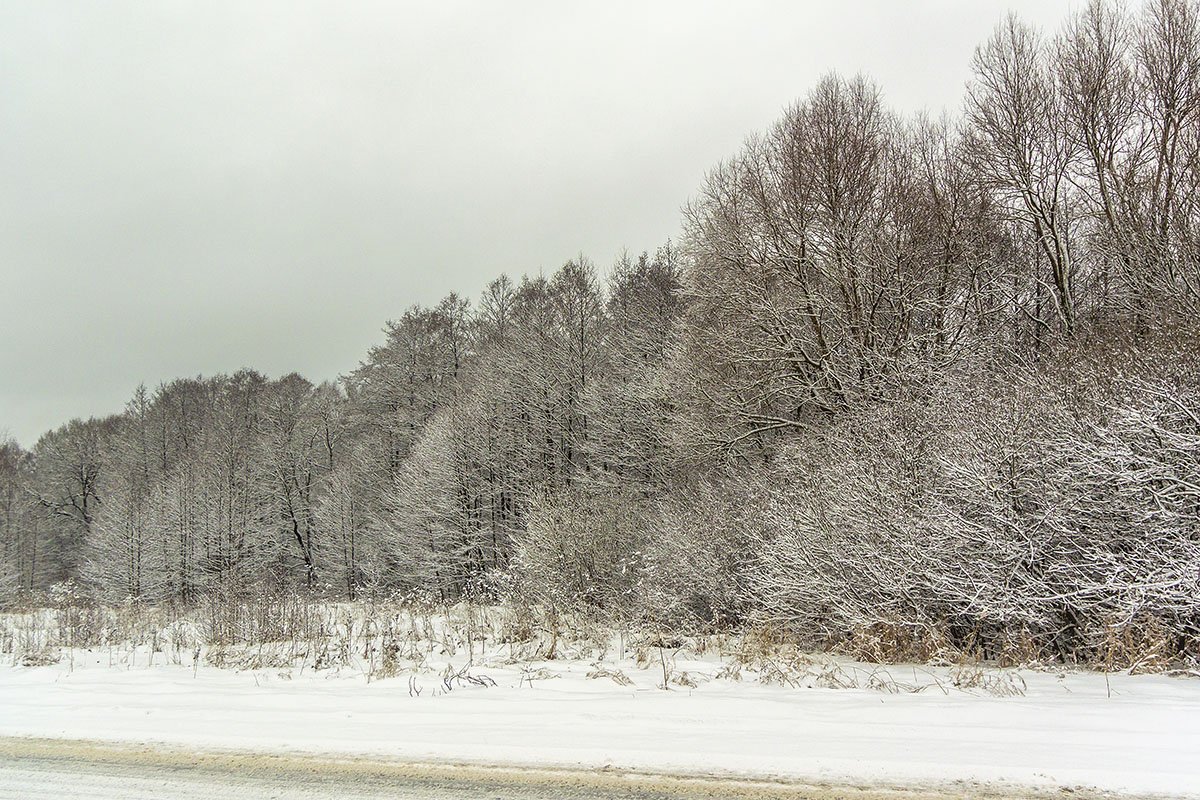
[512,486,647,618]
[746,347,1200,666]
[638,475,764,632]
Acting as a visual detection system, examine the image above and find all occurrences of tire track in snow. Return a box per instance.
[0,737,1088,800]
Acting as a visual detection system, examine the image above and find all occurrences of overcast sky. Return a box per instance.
[1,0,1073,447]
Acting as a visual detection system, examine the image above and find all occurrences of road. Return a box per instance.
[0,738,1055,800]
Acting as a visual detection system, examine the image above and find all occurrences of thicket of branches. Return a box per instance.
[3,0,1198,667]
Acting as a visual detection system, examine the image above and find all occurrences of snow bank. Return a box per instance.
[1,647,1197,797]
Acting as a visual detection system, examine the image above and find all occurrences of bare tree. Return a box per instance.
[967,16,1081,334]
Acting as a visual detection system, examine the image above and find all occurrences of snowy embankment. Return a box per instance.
[1,635,1198,798]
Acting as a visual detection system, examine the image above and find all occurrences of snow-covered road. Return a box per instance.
[0,738,1004,800]
[1,655,1197,798]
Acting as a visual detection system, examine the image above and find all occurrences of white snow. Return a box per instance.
[1,645,1198,797]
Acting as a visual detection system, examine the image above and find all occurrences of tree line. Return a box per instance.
[3,0,1198,665]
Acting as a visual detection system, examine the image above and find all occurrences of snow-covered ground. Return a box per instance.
[1,639,1198,798]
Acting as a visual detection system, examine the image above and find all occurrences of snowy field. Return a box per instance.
[1,613,1199,799]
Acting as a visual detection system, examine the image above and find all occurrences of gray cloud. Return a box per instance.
[0,0,1071,446]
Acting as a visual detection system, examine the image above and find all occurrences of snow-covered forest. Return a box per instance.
[3,0,1200,669]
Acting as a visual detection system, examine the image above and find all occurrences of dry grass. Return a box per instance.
[1,592,1188,694]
